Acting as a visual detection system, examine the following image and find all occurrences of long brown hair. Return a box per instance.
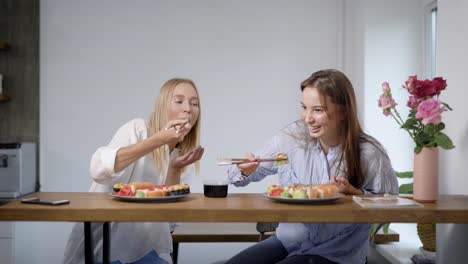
[148,78,201,174]
[300,69,364,187]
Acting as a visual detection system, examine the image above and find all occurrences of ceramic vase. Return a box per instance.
[413,147,439,202]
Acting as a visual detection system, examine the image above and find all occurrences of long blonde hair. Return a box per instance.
[148,78,201,174]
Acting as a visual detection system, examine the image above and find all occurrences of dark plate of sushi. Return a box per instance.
[111,183,191,202]
[264,193,345,204]
[111,193,190,203]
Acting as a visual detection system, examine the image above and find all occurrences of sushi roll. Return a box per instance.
[316,187,325,198]
[169,184,190,196]
[274,153,289,165]
[323,184,338,197]
[135,189,148,198]
[129,182,155,193]
[306,186,318,199]
[113,183,124,193]
[266,185,280,195]
[180,184,191,195]
[147,190,166,197]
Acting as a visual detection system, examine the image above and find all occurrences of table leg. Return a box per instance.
[84,222,93,264]
[103,222,110,264]
[173,241,179,264]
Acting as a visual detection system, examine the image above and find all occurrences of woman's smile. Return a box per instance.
[308,125,321,134]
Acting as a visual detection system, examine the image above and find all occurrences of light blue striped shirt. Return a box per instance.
[228,120,398,264]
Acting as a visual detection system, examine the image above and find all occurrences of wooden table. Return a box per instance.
[2,192,468,263]
[2,192,468,223]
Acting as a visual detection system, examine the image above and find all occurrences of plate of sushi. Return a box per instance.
[264,183,345,204]
[111,182,190,202]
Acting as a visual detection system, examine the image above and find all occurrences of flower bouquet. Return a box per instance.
[378,76,455,153]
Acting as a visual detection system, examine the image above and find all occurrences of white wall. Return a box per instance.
[39,0,343,193]
[437,0,468,263]
[19,1,344,264]
[12,0,440,263]
[344,0,430,173]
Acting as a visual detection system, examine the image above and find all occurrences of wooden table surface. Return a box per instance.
[1,192,468,223]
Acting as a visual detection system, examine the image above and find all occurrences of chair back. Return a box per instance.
[256,222,278,241]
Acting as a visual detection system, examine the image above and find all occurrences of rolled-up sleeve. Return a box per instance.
[90,146,121,183]
[360,143,399,195]
[90,119,145,185]
[227,136,281,187]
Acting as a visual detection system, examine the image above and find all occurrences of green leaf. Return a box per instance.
[370,223,378,236]
[395,171,413,178]
[442,102,453,111]
[370,223,390,235]
[424,141,437,148]
[435,122,445,132]
[435,132,455,149]
[416,131,433,146]
[414,145,422,153]
[382,223,390,234]
[424,124,436,135]
[401,118,417,129]
[399,183,413,194]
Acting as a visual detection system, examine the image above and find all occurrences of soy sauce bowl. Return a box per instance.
[203,180,229,198]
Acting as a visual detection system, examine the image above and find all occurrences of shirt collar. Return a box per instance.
[313,140,341,158]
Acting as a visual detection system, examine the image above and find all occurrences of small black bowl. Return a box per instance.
[203,180,229,198]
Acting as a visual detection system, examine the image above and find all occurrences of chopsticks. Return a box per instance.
[217,157,288,166]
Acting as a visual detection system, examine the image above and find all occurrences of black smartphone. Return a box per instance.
[21,197,70,206]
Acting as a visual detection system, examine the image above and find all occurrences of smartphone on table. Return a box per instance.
[21,197,70,206]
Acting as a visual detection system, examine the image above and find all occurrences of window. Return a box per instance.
[425,1,438,78]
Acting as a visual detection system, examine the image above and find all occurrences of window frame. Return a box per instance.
[424,0,438,79]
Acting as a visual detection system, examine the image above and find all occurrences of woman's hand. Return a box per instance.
[329,176,363,195]
[170,145,205,170]
[155,119,192,146]
[237,153,259,176]
[165,146,204,185]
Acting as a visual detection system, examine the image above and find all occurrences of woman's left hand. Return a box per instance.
[170,146,204,170]
[329,176,363,195]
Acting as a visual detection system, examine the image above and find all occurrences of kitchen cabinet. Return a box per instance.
[0,222,14,264]
[0,41,10,51]
[0,41,11,103]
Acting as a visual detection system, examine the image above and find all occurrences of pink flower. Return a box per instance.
[382,82,391,95]
[407,95,422,110]
[415,99,444,125]
[383,109,392,116]
[378,94,397,115]
[404,75,417,93]
[378,81,397,116]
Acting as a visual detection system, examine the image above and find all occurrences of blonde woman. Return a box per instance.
[63,78,204,264]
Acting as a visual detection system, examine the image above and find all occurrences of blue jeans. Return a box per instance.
[225,236,337,264]
[99,250,168,264]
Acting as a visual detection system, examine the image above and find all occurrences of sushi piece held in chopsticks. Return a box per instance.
[274,153,289,165]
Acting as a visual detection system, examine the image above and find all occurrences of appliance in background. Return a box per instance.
[0,143,36,198]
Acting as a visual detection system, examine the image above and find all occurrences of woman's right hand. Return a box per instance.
[237,152,259,176]
[157,119,192,145]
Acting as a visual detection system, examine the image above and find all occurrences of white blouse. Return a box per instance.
[63,118,194,264]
